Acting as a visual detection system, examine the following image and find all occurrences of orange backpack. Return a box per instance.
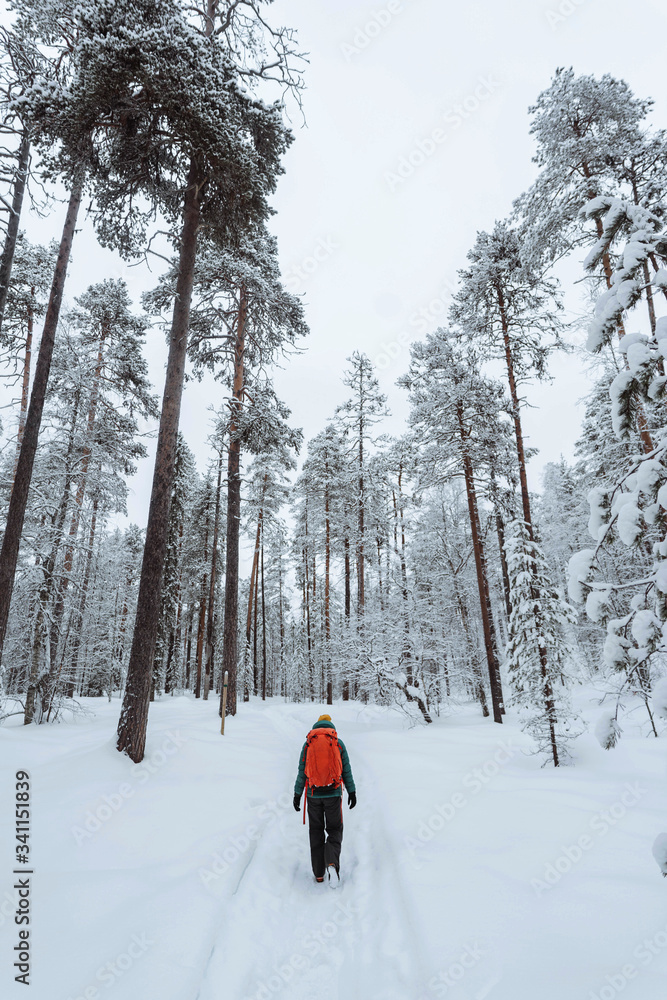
[303,728,343,823]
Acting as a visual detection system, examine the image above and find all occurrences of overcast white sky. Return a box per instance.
[7,0,667,527]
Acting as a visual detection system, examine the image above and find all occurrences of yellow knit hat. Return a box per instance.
[317,714,332,722]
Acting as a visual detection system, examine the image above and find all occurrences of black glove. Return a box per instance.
[348,791,357,809]
[293,794,301,812]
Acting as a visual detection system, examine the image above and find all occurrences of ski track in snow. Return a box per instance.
[195,710,423,1000]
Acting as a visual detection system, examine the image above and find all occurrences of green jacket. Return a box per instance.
[294,720,356,799]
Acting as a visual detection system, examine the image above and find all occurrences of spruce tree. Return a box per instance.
[506,519,577,765]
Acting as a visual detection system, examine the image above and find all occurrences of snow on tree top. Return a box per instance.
[618,332,647,354]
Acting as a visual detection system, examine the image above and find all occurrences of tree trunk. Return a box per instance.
[278,539,284,664]
[583,165,653,452]
[398,478,413,685]
[245,474,267,698]
[170,523,184,692]
[25,394,81,723]
[304,558,313,695]
[195,590,207,698]
[67,491,100,699]
[12,288,34,482]
[243,514,260,700]
[0,170,84,665]
[495,511,512,621]
[251,544,259,694]
[446,545,489,718]
[392,482,413,686]
[496,285,558,760]
[441,632,451,697]
[303,505,313,700]
[395,676,432,724]
[325,470,332,704]
[50,324,108,672]
[496,286,537,536]
[246,515,261,642]
[0,134,30,335]
[342,528,351,701]
[344,535,351,619]
[164,629,176,695]
[457,401,504,723]
[376,536,384,612]
[357,431,365,614]
[24,605,46,725]
[261,536,267,700]
[204,450,223,700]
[195,488,210,699]
[117,158,202,762]
[185,609,193,690]
[649,251,667,304]
[220,284,247,719]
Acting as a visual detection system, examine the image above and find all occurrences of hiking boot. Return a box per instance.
[327,864,340,888]
[315,874,325,883]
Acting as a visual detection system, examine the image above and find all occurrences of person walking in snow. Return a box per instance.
[293,714,356,886]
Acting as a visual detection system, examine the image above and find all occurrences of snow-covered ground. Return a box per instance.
[1,693,665,1000]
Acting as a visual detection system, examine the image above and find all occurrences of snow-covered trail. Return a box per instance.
[196,705,426,1000]
[1,694,666,1000]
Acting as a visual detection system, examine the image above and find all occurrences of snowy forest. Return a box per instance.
[2,11,667,764]
[1,3,667,999]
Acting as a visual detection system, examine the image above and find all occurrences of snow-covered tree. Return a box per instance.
[520,68,667,455]
[518,67,659,266]
[336,352,389,616]
[152,434,197,699]
[97,1,306,759]
[289,425,346,702]
[402,328,509,723]
[567,183,667,736]
[506,519,577,766]
[146,225,306,721]
[0,233,56,473]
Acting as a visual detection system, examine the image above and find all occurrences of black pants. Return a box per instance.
[307,795,343,876]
